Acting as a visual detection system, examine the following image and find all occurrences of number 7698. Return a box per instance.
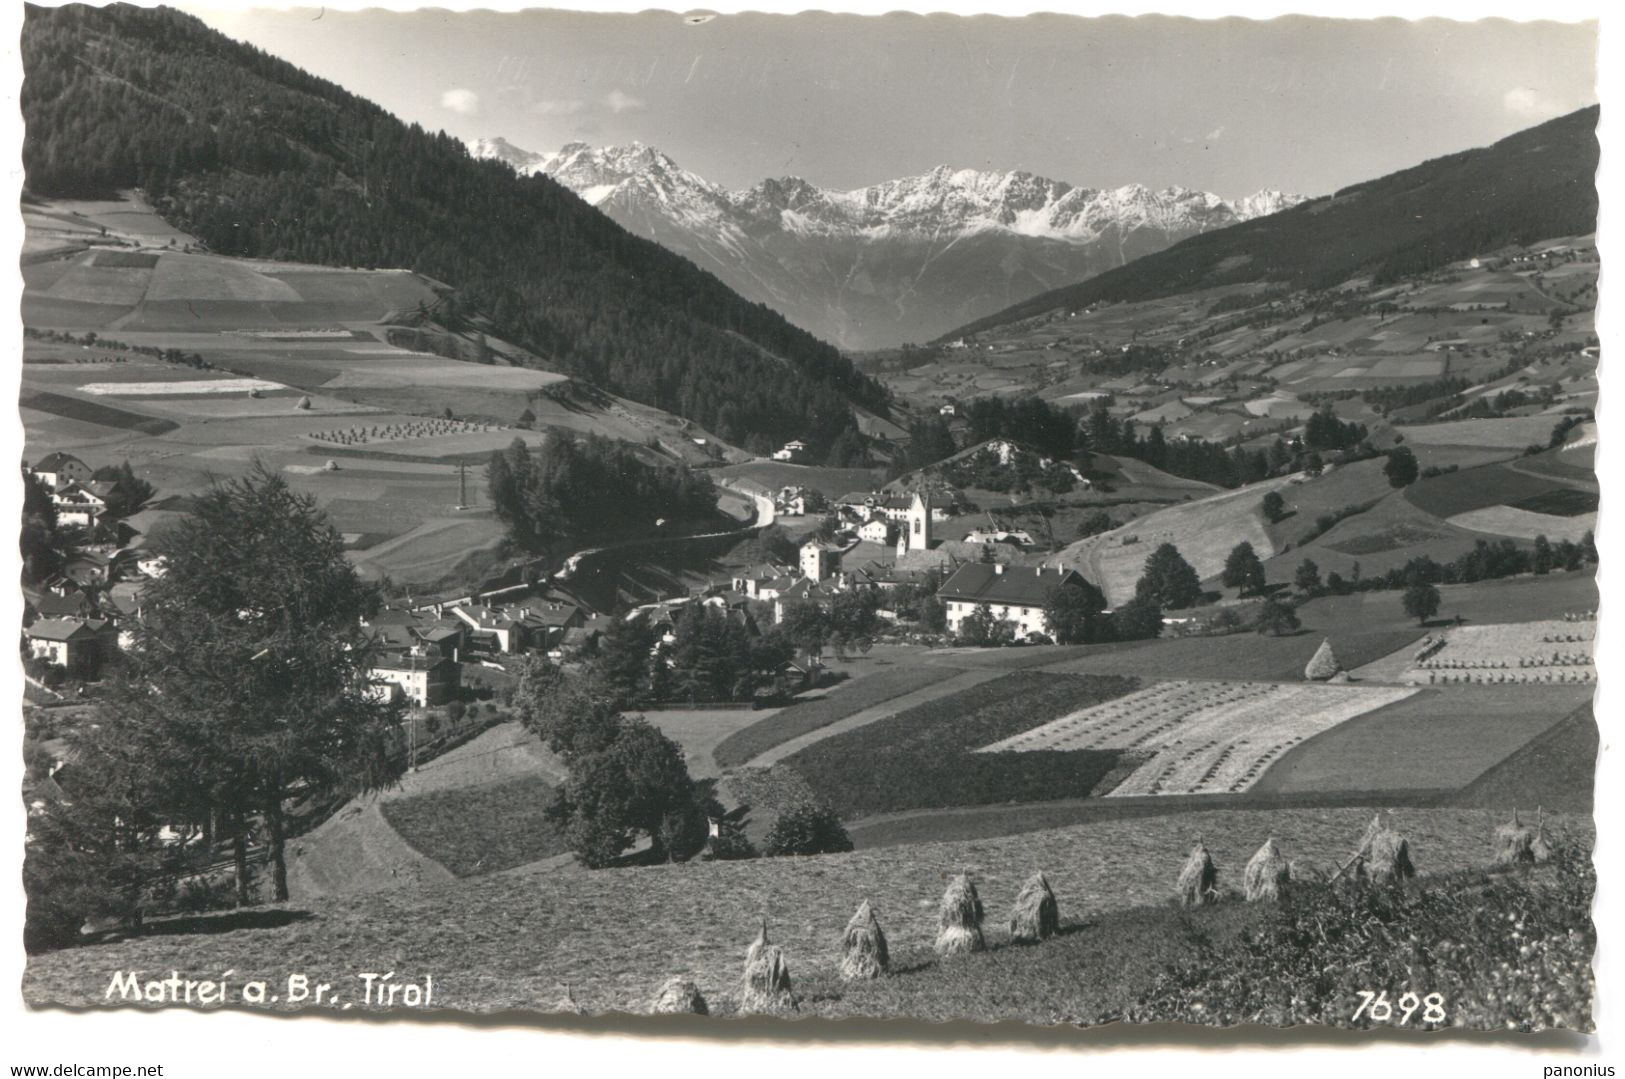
[1352,990,1447,1025]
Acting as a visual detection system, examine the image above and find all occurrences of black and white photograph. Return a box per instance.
[6,0,1612,1071]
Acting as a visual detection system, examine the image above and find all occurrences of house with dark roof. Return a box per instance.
[29,452,93,492]
[26,617,117,677]
[368,646,459,708]
[937,562,1088,639]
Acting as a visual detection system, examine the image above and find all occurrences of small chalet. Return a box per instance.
[771,439,810,463]
[937,562,1089,639]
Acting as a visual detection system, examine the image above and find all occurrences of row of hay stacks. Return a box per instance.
[634,810,1555,1018]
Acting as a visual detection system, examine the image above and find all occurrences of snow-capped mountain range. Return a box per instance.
[471,136,1306,349]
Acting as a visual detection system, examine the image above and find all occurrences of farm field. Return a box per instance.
[710,663,954,769]
[775,672,1139,818]
[1250,684,1591,797]
[24,806,1587,1016]
[1403,619,1595,686]
[1401,414,1576,450]
[638,707,784,779]
[978,680,1418,797]
[378,774,570,878]
[1448,703,1597,813]
[1404,460,1597,519]
[1060,473,1300,605]
[1036,625,1426,683]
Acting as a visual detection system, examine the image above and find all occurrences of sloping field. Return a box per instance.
[1251,684,1590,797]
[1039,625,1425,684]
[1401,415,1569,450]
[24,806,1580,1015]
[1061,474,1299,604]
[710,663,955,769]
[379,774,569,878]
[23,247,443,330]
[778,672,1138,817]
[347,516,507,582]
[1405,461,1591,519]
[1447,702,1596,813]
[1448,505,1595,542]
[979,679,1417,797]
[1405,619,1595,686]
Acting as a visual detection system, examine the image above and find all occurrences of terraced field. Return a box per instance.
[978,679,1417,797]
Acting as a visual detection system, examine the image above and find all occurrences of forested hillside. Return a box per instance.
[945,106,1599,340]
[20,3,887,447]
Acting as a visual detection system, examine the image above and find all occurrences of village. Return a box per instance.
[22,444,1104,716]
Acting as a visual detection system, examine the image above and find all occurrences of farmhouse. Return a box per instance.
[52,481,110,527]
[937,562,1087,639]
[771,439,810,463]
[774,578,835,624]
[858,518,893,544]
[368,647,459,708]
[28,451,93,491]
[26,616,118,678]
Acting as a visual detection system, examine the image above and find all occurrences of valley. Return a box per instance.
[14,2,1602,1039]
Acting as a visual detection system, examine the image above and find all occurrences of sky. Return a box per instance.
[182,6,1597,199]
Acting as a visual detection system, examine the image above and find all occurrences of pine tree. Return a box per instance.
[104,467,404,903]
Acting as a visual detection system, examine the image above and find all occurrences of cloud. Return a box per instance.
[533,98,585,116]
[1503,86,1552,119]
[1205,125,1226,142]
[441,88,481,115]
[603,88,647,114]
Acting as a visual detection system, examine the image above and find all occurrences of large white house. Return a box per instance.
[937,562,1089,639]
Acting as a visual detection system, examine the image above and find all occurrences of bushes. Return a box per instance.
[762,803,853,857]
[1124,846,1595,1031]
[778,672,1138,818]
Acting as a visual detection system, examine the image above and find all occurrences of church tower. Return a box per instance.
[897,490,933,559]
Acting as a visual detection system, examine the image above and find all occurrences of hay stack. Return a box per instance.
[1243,838,1292,901]
[739,919,795,1014]
[1177,842,1219,906]
[649,977,709,1015]
[296,394,312,410]
[934,874,987,957]
[1531,809,1554,863]
[1305,638,1341,681]
[1354,814,1416,885]
[838,899,890,980]
[1008,871,1060,944]
[1493,809,1537,866]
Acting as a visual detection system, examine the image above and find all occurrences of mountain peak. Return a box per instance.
[471,134,1310,346]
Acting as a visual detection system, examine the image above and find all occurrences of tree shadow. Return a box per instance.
[133,907,316,939]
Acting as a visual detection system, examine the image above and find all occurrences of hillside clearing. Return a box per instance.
[25,806,1588,1016]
